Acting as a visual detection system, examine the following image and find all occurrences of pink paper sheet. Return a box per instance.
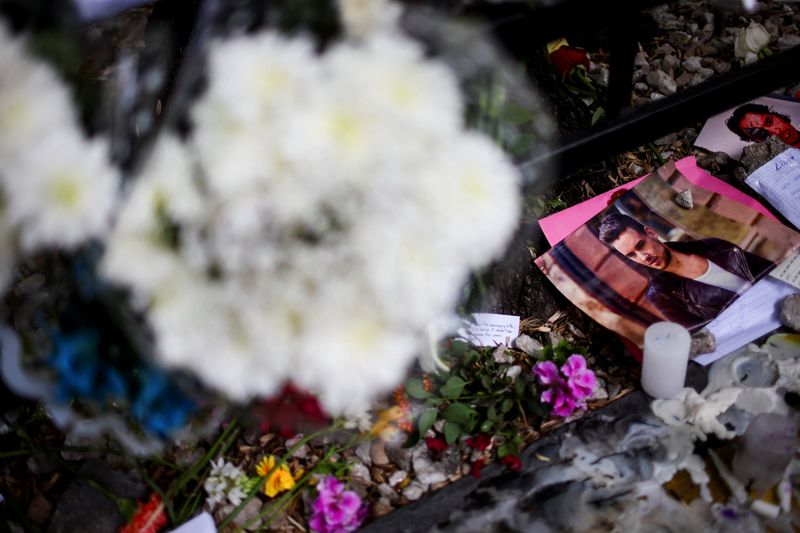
[539,156,778,246]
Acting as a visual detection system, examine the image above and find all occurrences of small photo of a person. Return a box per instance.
[725,103,800,147]
[597,212,775,330]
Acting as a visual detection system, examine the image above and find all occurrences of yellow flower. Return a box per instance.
[370,406,404,440]
[256,455,301,498]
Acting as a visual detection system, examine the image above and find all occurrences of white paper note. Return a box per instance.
[745,148,800,230]
[771,251,800,290]
[694,277,797,365]
[457,313,520,347]
[167,512,217,533]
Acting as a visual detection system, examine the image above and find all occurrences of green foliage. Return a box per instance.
[539,339,588,365]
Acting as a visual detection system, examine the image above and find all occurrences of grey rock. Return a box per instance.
[667,31,692,50]
[514,334,543,357]
[385,442,413,471]
[634,52,649,68]
[632,67,649,83]
[79,460,147,499]
[690,328,716,357]
[653,43,676,58]
[777,34,800,50]
[650,92,666,101]
[27,493,53,526]
[661,54,680,74]
[675,71,693,89]
[232,498,264,531]
[633,82,649,94]
[377,482,399,503]
[350,461,372,484]
[682,56,703,72]
[780,294,800,332]
[736,137,790,180]
[655,133,678,146]
[402,481,427,501]
[355,441,372,466]
[439,447,464,478]
[388,470,408,487]
[646,70,677,95]
[493,344,513,364]
[412,446,448,486]
[674,189,693,209]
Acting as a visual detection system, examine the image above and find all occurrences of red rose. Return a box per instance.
[550,46,590,78]
[425,436,448,453]
[500,454,522,473]
[470,458,486,479]
[465,433,492,452]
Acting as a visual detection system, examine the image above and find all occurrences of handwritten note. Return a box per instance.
[771,251,800,290]
[694,277,797,365]
[457,313,520,347]
[745,148,800,230]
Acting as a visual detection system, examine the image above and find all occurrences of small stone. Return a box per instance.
[388,470,408,487]
[27,493,52,526]
[233,498,264,531]
[661,54,680,74]
[653,43,676,57]
[667,31,692,49]
[385,442,413,471]
[682,56,703,72]
[633,82,649,93]
[402,481,427,501]
[377,482,399,503]
[690,328,716,357]
[778,34,800,49]
[350,461,372,484]
[780,294,800,332]
[589,378,608,401]
[675,72,693,88]
[412,446,448,486]
[492,344,513,364]
[646,70,677,95]
[634,51,649,68]
[372,499,394,518]
[514,334,543,357]
[674,189,693,209]
[655,133,678,146]
[355,441,372,466]
[650,92,665,101]
[371,440,390,466]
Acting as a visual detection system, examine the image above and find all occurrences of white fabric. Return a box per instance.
[694,260,750,293]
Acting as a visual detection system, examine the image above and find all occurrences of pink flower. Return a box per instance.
[310,476,366,533]
[561,355,597,400]
[532,361,560,385]
[533,354,596,418]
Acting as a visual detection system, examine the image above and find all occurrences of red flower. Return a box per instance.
[465,433,492,452]
[500,454,522,473]
[549,46,590,78]
[119,494,167,533]
[255,383,329,438]
[470,458,486,479]
[425,436,448,453]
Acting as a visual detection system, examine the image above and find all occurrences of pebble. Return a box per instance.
[514,334,543,357]
[355,441,372,466]
[377,482,399,503]
[682,56,702,72]
[493,344,513,364]
[667,31,692,49]
[232,498,264,532]
[388,470,408,487]
[412,447,448,486]
[674,189,693,209]
[778,34,800,49]
[634,52,649,67]
[372,499,395,518]
[371,440,390,466]
[385,442,413,471]
[633,82,649,93]
[402,481,427,502]
[780,294,800,332]
[661,54,680,74]
[27,492,52,526]
[646,70,676,95]
[350,461,372,484]
[690,328,716,357]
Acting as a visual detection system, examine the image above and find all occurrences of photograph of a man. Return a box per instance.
[725,103,800,147]
[598,213,775,329]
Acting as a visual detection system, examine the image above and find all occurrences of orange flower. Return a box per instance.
[256,455,302,498]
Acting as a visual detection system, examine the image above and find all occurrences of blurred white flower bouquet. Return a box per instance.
[103,17,521,414]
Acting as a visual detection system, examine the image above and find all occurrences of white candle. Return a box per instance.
[641,321,691,399]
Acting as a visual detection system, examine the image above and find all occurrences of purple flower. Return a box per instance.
[561,355,597,400]
[533,354,596,418]
[309,476,367,533]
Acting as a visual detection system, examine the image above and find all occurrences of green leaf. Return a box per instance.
[443,402,477,426]
[481,375,493,389]
[417,408,438,436]
[487,403,498,421]
[451,340,469,357]
[443,421,462,445]
[499,102,534,125]
[464,350,480,367]
[501,398,514,414]
[440,376,467,400]
[405,378,431,400]
[480,419,494,433]
[497,444,511,458]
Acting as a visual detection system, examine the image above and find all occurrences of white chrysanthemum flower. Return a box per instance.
[415,133,521,268]
[204,458,249,508]
[337,0,402,38]
[295,284,419,414]
[3,134,119,252]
